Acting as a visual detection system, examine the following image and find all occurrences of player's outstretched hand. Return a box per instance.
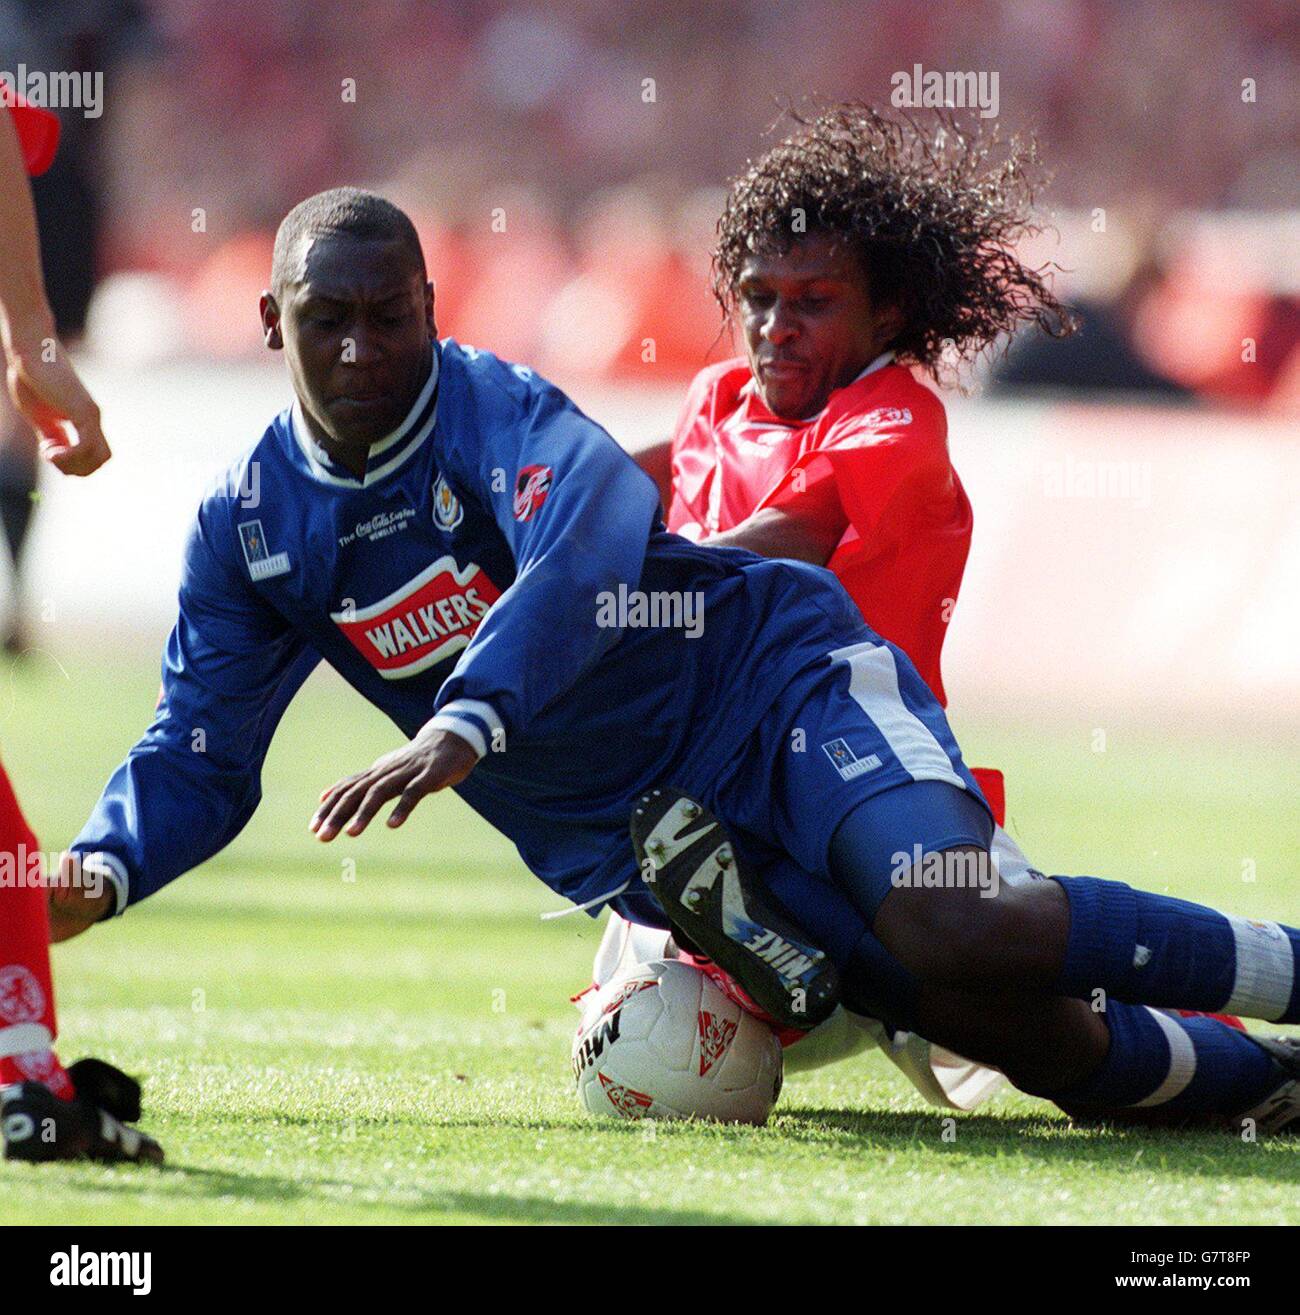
[48,852,115,942]
[6,341,111,477]
[311,726,478,841]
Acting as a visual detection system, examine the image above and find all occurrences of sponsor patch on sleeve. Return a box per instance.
[512,464,552,522]
[238,519,291,581]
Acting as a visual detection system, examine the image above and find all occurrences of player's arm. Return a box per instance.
[0,106,51,350]
[312,382,659,841]
[52,494,319,939]
[756,404,955,568]
[620,433,673,513]
[433,387,659,744]
[0,105,109,476]
[702,465,849,565]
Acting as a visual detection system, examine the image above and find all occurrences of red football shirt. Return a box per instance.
[668,355,972,708]
[4,94,60,176]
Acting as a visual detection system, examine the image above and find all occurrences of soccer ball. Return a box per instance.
[572,958,783,1125]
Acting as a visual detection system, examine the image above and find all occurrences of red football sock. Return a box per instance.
[0,758,73,1099]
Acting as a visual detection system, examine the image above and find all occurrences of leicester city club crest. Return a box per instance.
[432,473,463,531]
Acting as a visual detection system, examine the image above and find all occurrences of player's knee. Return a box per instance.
[876,854,1046,984]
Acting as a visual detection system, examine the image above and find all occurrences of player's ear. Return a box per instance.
[868,300,904,357]
[259,291,283,351]
[424,280,436,339]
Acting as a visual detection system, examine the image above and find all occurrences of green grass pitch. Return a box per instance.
[1,649,1296,1225]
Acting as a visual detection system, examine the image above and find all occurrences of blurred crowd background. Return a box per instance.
[1,0,1297,727]
[4,0,1298,409]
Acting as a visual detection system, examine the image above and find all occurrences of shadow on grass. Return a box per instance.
[186,1104,1300,1190]
[20,1105,1295,1225]
[74,1162,760,1226]
[776,1107,1300,1183]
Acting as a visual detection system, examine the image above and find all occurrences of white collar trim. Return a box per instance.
[291,349,439,489]
[850,349,896,384]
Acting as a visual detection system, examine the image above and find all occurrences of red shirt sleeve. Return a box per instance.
[665,360,746,535]
[4,96,60,177]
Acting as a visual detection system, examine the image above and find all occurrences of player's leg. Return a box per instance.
[635,630,1300,1123]
[768,839,1296,1129]
[633,785,1297,1127]
[1040,1006,1299,1133]
[641,629,1300,1021]
[821,790,1265,1112]
[0,760,74,1098]
[865,853,1300,1026]
[813,777,1300,1126]
[909,979,1295,1130]
[1047,874,1299,1024]
[0,409,38,654]
[802,637,1300,1027]
[635,796,1297,1129]
[0,759,163,1163]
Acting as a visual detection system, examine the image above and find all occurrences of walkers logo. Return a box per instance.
[513,464,552,522]
[332,556,501,679]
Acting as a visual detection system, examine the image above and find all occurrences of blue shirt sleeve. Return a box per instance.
[431,372,660,755]
[70,493,319,911]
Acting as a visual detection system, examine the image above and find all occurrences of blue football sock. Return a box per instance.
[1053,876,1300,1023]
[1044,1000,1282,1126]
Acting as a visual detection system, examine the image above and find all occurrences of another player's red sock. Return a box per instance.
[0,759,74,1099]
[1177,1010,1246,1031]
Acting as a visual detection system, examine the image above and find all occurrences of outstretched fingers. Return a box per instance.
[311,765,435,839]
[311,772,372,840]
[346,767,424,836]
[384,779,434,829]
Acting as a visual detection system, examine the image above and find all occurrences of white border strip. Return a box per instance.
[1133,1008,1198,1107]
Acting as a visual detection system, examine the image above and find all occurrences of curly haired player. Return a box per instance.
[655,105,1077,814]
[610,108,1268,1123]
[637,103,1069,605]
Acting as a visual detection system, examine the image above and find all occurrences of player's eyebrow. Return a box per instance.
[739,273,846,291]
[298,287,411,308]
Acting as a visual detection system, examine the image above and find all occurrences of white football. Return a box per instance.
[572,958,783,1125]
